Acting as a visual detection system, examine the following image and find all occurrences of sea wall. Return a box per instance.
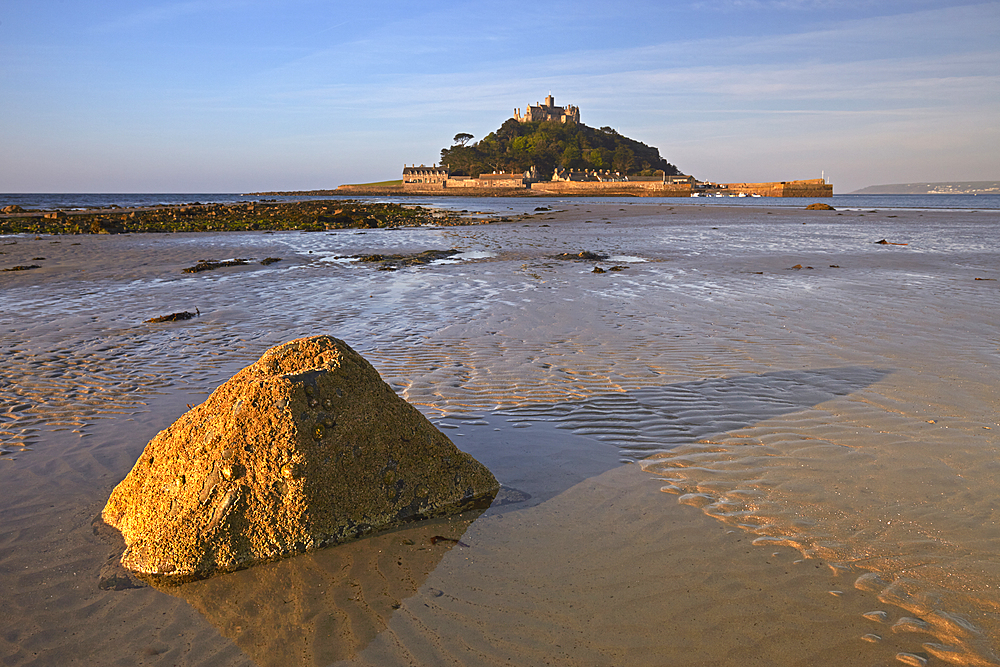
[401,182,446,191]
[386,178,831,197]
[530,181,693,197]
[443,178,480,189]
[456,177,527,188]
[720,179,832,197]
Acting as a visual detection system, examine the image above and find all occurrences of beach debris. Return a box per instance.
[875,239,908,246]
[805,203,835,210]
[260,257,282,265]
[608,265,628,271]
[101,335,498,584]
[1,205,25,214]
[182,259,250,273]
[592,266,606,273]
[2,264,41,272]
[144,311,198,324]
[789,264,814,270]
[553,250,608,261]
[353,249,459,271]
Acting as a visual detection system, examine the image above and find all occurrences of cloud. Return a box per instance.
[91,0,252,33]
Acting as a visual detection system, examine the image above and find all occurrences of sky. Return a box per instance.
[1,0,998,193]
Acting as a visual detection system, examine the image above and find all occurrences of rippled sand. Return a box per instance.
[1,201,998,665]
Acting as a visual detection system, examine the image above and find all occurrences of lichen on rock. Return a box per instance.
[101,335,499,584]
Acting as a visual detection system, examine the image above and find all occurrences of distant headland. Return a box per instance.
[850,181,1000,195]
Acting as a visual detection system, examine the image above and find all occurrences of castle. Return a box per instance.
[514,95,580,124]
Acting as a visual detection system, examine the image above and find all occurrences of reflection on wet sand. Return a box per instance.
[159,512,483,666]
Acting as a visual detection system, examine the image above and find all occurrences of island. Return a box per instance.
[337,95,833,198]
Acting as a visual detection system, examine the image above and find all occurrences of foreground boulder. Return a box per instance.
[102,335,499,584]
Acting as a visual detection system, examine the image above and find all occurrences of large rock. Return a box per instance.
[102,335,499,584]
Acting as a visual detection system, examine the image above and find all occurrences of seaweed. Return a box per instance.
[183,259,250,273]
[145,311,198,323]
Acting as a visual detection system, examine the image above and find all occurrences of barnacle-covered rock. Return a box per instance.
[101,335,498,584]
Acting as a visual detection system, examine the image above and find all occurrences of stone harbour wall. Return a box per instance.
[531,181,693,197]
[721,179,833,197]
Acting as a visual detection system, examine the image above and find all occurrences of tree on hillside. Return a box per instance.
[613,145,635,174]
[439,119,679,179]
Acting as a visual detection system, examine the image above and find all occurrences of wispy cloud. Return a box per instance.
[92,0,252,33]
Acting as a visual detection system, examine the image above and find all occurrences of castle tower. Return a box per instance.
[515,95,580,124]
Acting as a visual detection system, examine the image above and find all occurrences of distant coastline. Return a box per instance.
[850,181,1000,195]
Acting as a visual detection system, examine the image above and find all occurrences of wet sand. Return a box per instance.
[1,201,999,666]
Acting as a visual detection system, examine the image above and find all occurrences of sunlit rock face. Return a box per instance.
[102,335,499,584]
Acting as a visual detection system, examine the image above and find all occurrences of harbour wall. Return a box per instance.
[719,179,832,197]
[529,181,692,196]
[388,177,832,197]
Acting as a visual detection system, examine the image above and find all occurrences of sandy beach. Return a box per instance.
[1,200,999,666]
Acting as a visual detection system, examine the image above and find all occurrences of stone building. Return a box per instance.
[402,165,449,190]
[553,168,623,182]
[514,95,580,124]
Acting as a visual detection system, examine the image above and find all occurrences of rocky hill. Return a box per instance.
[439,119,680,179]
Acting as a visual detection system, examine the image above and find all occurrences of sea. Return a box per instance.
[2,193,999,665]
[2,192,999,214]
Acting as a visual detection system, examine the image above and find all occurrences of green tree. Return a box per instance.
[561,143,584,169]
[453,132,473,147]
[437,118,679,179]
[613,145,635,174]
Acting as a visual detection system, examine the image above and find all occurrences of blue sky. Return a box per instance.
[2,0,998,193]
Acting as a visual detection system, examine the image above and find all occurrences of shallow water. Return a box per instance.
[1,201,999,665]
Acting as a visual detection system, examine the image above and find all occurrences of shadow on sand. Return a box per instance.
[155,365,889,665]
[462,365,891,510]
